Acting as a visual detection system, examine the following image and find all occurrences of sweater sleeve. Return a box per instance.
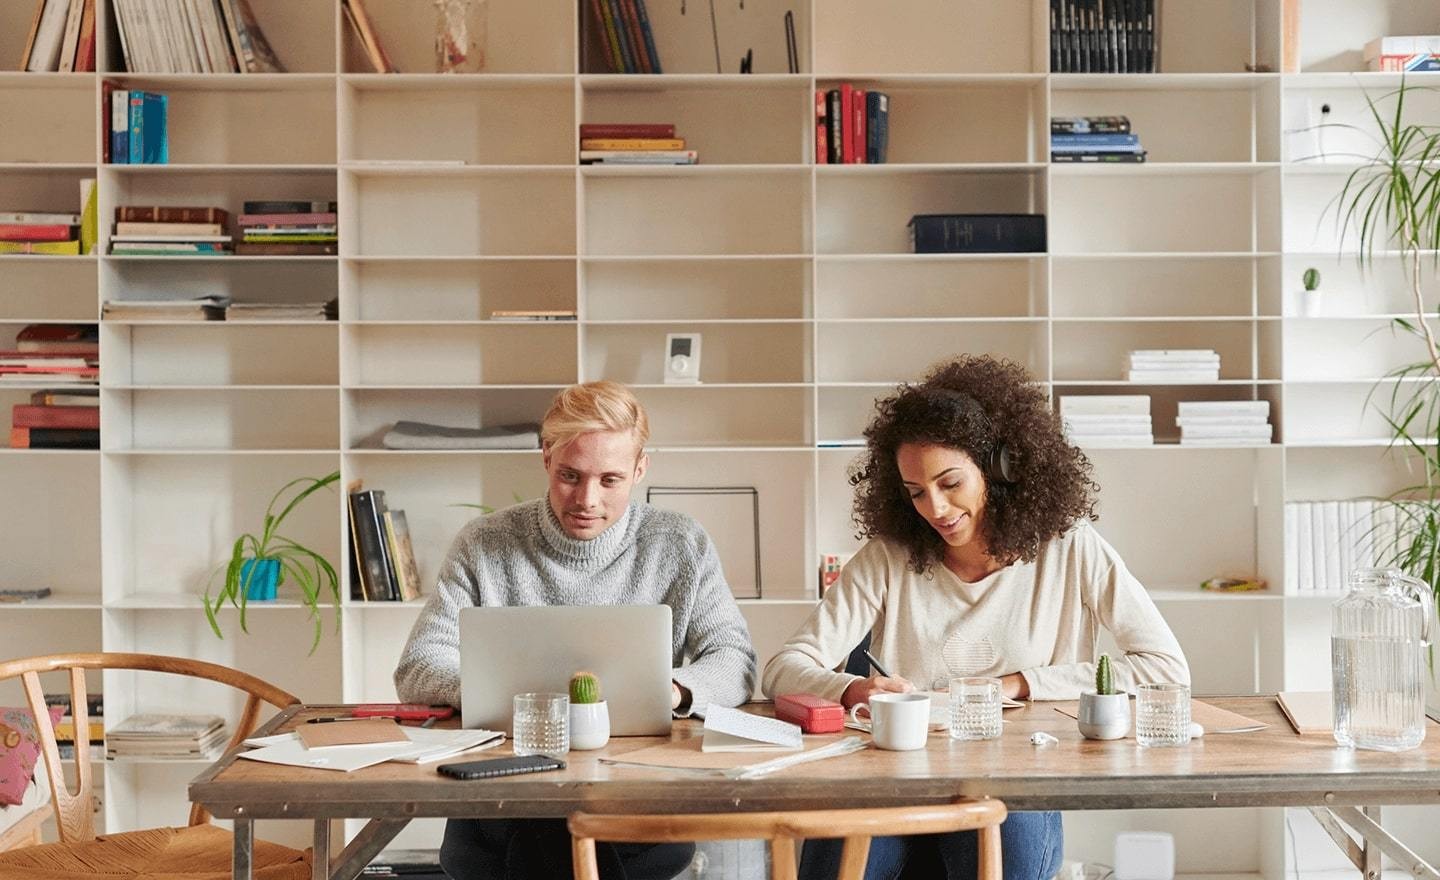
[1020,524,1191,700]
[393,527,482,706]
[669,529,759,716]
[760,541,887,702]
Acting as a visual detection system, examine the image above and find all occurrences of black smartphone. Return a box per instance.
[437,754,566,780]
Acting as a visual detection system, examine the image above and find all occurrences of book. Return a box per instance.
[594,0,624,72]
[224,0,284,72]
[10,426,100,449]
[24,0,69,71]
[106,713,226,760]
[116,206,228,224]
[79,177,97,254]
[102,296,229,320]
[342,0,396,73]
[381,420,541,451]
[578,123,674,139]
[701,705,802,753]
[383,509,423,602]
[1275,691,1332,735]
[234,241,338,256]
[224,300,336,321]
[115,222,224,236]
[826,89,842,165]
[240,233,336,243]
[237,212,337,226]
[580,150,697,164]
[490,309,577,321]
[815,90,828,164]
[634,0,661,73]
[0,240,81,255]
[12,404,100,430]
[241,200,336,215]
[851,87,866,165]
[579,138,686,150]
[350,489,399,601]
[619,0,649,73]
[1051,152,1147,163]
[0,224,74,242]
[1051,133,1141,147]
[111,234,232,243]
[57,0,83,72]
[866,91,889,164]
[127,91,168,165]
[0,588,53,604]
[31,390,99,406]
[0,213,80,226]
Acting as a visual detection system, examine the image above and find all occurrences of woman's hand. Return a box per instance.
[841,674,915,709]
[1000,672,1030,700]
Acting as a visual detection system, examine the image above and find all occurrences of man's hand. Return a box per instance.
[841,674,914,710]
[1000,672,1030,701]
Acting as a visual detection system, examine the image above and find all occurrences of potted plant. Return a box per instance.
[1301,267,1322,316]
[204,471,342,654]
[568,671,610,750]
[1077,654,1129,740]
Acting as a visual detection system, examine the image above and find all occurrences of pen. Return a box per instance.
[863,649,891,678]
[306,715,393,724]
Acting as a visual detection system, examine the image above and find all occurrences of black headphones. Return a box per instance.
[933,389,1017,485]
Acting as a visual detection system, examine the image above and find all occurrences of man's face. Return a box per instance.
[543,430,648,540]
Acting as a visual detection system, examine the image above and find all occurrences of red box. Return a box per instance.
[773,693,845,734]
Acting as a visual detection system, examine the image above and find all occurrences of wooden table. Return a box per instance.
[191,697,1440,880]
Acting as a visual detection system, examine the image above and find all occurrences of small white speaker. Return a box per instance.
[1114,832,1174,880]
[663,333,701,385]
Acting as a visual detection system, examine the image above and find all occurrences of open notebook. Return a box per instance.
[239,726,504,772]
[701,706,803,752]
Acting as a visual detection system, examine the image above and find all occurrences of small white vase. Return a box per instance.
[1078,691,1130,740]
[1300,293,1323,317]
[569,701,610,750]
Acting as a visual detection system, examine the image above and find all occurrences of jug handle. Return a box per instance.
[1398,573,1436,649]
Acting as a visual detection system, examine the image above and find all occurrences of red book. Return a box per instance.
[618,0,650,73]
[16,324,97,353]
[0,225,73,242]
[115,206,230,225]
[238,212,338,226]
[853,88,867,164]
[579,123,675,139]
[815,89,828,164]
[839,83,854,164]
[74,0,96,71]
[12,405,101,430]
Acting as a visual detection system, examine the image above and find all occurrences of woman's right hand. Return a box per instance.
[841,674,914,710]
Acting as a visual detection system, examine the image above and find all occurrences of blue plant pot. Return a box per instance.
[241,558,280,601]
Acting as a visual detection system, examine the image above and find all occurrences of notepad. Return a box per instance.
[295,718,408,749]
[1276,691,1333,735]
[701,706,803,752]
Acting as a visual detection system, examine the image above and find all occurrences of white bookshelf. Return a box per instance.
[1,0,1437,872]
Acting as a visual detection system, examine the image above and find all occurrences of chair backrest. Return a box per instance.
[568,799,1007,880]
[0,652,299,843]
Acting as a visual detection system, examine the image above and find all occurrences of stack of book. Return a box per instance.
[1284,499,1390,594]
[237,201,338,255]
[0,217,81,256]
[10,326,99,448]
[46,691,105,760]
[586,0,661,73]
[1051,116,1145,163]
[226,299,338,322]
[1050,0,1158,73]
[110,205,230,255]
[1125,349,1219,383]
[18,0,98,72]
[816,85,889,164]
[1,323,99,396]
[1365,35,1440,72]
[1176,400,1272,446]
[102,85,167,164]
[579,124,695,166]
[110,0,283,73]
[106,714,227,762]
[103,295,230,321]
[1059,394,1153,447]
[348,487,423,603]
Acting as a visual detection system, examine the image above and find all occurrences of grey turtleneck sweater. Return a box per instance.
[394,498,758,716]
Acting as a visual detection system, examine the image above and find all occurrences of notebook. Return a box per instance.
[701,706,803,752]
[1276,691,1333,735]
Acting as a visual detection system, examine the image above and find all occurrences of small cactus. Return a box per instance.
[1302,267,1321,292]
[1095,654,1115,696]
[569,671,602,704]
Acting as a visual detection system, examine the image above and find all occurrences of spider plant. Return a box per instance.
[204,471,341,654]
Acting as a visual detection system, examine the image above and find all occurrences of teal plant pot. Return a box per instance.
[241,558,280,601]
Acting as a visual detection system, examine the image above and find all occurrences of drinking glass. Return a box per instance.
[1135,683,1191,747]
[949,676,1003,741]
[512,693,569,756]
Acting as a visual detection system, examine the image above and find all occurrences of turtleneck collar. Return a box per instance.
[538,499,635,569]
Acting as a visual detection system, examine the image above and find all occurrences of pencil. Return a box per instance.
[863,649,891,678]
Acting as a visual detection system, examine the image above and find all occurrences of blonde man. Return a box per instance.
[395,380,757,880]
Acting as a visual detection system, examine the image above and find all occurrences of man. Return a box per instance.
[395,380,758,880]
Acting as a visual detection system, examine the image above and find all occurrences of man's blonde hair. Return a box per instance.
[541,381,650,454]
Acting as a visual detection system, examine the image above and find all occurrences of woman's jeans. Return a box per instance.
[798,810,1063,880]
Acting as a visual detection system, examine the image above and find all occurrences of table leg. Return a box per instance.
[322,819,410,880]
[232,817,254,880]
[1361,807,1381,880]
[313,819,331,880]
[1317,805,1440,880]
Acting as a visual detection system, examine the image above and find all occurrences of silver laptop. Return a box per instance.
[459,605,674,736]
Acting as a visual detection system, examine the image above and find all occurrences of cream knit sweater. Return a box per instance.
[762,521,1189,702]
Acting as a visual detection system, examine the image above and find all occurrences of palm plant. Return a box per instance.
[204,471,341,654]
[1329,79,1440,617]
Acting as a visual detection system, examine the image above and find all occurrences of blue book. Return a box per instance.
[607,0,635,73]
[128,92,143,164]
[1051,132,1141,147]
[143,93,168,164]
[634,0,661,74]
[111,88,128,165]
[866,91,889,164]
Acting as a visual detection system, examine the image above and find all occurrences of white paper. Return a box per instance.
[239,727,505,770]
[702,705,802,752]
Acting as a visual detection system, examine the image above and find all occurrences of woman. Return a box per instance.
[763,355,1189,880]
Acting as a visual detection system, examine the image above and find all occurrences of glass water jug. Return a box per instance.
[1332,567,1434,751]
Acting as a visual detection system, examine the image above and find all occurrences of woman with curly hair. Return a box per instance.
[762,354,1189,880]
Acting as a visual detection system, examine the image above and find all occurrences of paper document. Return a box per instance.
[702,705,803,752]
[239,727,505,771]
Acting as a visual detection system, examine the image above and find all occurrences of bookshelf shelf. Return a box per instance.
[2,0,1432,867]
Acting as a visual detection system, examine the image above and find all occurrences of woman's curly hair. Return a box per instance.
[850,355,1099,574]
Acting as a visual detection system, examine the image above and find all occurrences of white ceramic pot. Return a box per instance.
[1077,691,1130,740]
[1301,293,1323,317]
[569,701,610,750]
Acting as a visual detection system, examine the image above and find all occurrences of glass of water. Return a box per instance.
[1135,682,1191,747]
[513,692,569,756]
[949,677,1003,741]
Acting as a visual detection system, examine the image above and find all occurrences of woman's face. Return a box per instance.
[895,442,988,550]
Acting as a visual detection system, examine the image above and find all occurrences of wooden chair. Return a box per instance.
[568,799,1007,880]
[0,652,310,879]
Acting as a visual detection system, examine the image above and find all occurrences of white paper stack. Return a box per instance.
[1283,499,1389,594]
[1125,349,1220,383]
[1059,395,1153,447]
[1176,400,1272,446]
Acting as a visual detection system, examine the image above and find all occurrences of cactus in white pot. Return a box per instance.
[568,671,610,750]
[1077,654,1130,740]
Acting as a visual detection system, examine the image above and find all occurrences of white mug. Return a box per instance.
[850,692,931,751]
